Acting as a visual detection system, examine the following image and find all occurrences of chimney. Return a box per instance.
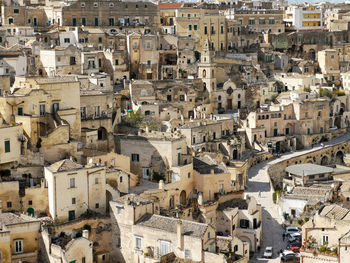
[82,229,89,239]
[198,192,203,205]
[159,180,164,190]
[177,220,184,250]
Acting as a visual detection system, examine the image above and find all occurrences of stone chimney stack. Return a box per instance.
[159,180,164,190]
[177,220,184,250]
[198,192,203,205]
[82,229,89,239]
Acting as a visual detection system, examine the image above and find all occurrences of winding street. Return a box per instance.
[245,131,350,262]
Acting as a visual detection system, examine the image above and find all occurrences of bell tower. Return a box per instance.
[198,39,216,93]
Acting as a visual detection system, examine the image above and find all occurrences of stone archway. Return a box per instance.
[238,235,253,251]
[321,155,329,165]
[335,151,344,164]
[180,190,186,206]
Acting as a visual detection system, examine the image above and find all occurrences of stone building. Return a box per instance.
[233,9,284,34]
[0,212,41,263]
[61,0,159,32]
[216,196,262,252]
[110,194,222,263]
[44,159,115,221]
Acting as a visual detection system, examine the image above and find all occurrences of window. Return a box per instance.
[81,2,85,7]
[120,176,123,183]
[268,19,275,24]
[80,107,86,119]
[194,24,198,30]
[240,219,249,229]
[95,178,99,184]
[14,240,23,254]
[189,25,192,30]
[93,2,98,7]
[81,17,86,26]
[108,17,114,26]
[28,200,32,205]
[17,107,23,116]
[259,19,265,25]
[188,172,191,178]
[323,235,329,244]
[95,203,99,208]
[131,154,139,162]
[94,106,100,118]
[185,249,191,259]
[135,236,142,249]
[7,202,11,208]
[109,3,114,7]
[72,198,76,204]
[204,25,207,34]
[146,42,151,49]
[64,38,70,44]
[8,18,14,24]
[221,25,224,34]
[70,178,75,188]
[40,104,45,116]
[159,240,171,256]
[98,37,102,43]
[70,56,76,65]
[82,258,86,263]
[249,19,255,25]
[4,140,10,153]
[117,207,122,214]
[95,18,99,26]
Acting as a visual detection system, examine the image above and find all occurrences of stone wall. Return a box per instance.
[267,139,350,189]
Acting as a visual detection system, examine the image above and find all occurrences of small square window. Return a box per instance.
[28,200,32,205]
[95,203,99,208]
[7,202,12,208]
[72,198,76,204]
[95,178,99,184]
[14,9,19,14]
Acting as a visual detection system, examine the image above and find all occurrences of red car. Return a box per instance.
[287,242,301,253]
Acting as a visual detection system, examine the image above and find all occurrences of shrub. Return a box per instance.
[272,192,277,204]
[297,219,304,225]
[305,217,309,222]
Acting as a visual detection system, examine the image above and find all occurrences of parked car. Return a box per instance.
[287,232,301,242]
[287,241,301,252]
[281,253,300,262]
[285,227,301,235]
[264,247,273,258]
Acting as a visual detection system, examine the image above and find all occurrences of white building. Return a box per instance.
[284,5,324,31]
[44,159,108,221]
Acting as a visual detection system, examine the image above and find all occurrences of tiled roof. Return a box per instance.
[218,198,248,211]
[0,213,38,225]
[49,159,83,173]
[320,204,350,220]
[158,3,183,8]
[136,213,208,238]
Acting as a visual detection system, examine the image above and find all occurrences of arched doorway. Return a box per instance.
[335,151,344,164]
[309,49,316,60]
[180,190,186,206]
[239,235,253,251]
[321,156,329,165]
[98,127,108,140]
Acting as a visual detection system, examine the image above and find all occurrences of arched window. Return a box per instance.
[212,69,214,78]
[218,95,221,101]
[203,69,206,78]
[238,94,241,99]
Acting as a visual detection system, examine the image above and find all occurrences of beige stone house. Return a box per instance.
[0,212,41,263]
[44,159,113,221]
[300,204,350,263]
[110,194,223,263]
[216,197,262,252]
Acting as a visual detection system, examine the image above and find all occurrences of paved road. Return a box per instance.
[246,131,350,262]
